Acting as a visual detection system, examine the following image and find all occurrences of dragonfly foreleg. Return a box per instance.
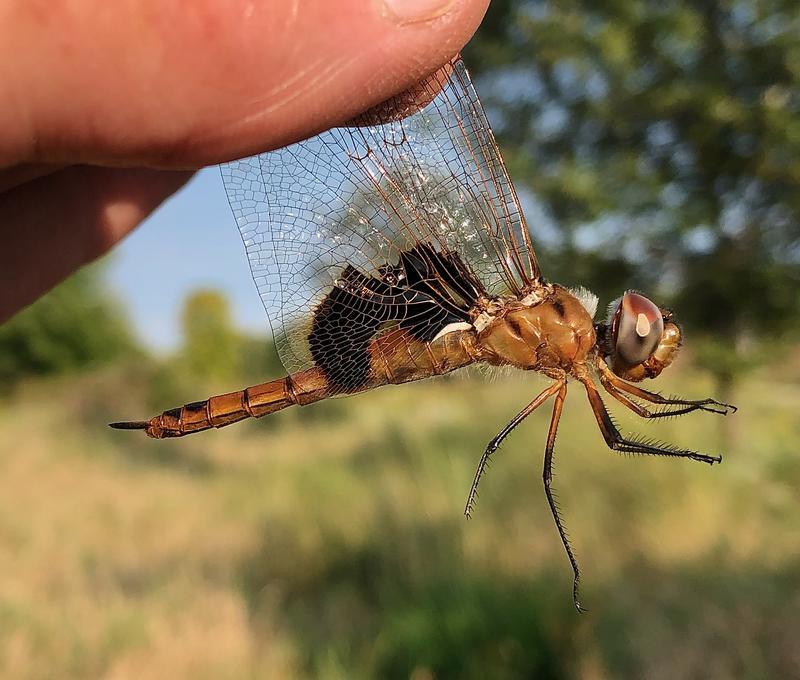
[595,359,736,418]
[541,381,585,612]
[580,374,722,466]
[464,376,566,518]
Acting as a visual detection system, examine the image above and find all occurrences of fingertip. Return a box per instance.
[2,0,490,168]
[176,0,492,163]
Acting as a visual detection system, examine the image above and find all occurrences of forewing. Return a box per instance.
[221,55,540,381]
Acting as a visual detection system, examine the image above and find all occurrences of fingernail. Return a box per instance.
[381,0,457,25]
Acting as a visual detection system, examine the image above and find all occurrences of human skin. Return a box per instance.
[0,0,489,323]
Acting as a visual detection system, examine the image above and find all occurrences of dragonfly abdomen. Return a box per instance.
[108,324,481,439]
[109,368,330,439]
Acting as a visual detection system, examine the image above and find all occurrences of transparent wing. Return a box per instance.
[221,55,540,379]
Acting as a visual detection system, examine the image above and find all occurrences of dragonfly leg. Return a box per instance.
[595,359,736,418]
[580,374,722,465]
[464,377,565,518]
[541,381,585,612]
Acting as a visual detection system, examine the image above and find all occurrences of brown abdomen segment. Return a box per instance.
[110,327,479,439]
[109,368,329,439]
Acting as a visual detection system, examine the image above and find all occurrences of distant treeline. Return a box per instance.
[0,268,283,390]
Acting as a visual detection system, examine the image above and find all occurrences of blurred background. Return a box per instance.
[2,1,800,678]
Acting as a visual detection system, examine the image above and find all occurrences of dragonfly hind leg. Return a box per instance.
[463,373,585,611]
[464,377,564,518]
[541,381,585,612]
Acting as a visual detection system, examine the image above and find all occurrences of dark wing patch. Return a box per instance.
[309,243,484,391]
[397,242,483,317]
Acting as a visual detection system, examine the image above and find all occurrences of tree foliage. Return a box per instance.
[0,267,137,386]
[179,289,243,382]
[167,288,285,392]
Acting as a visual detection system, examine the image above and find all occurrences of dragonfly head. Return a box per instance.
[596,291,682,382]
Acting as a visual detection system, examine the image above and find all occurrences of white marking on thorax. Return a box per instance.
[432,321,474,343]
[520,290,545,306]
[568,286,599,319]
[472,311,495,333]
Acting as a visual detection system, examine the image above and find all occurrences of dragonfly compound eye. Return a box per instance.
[611,292,664,368]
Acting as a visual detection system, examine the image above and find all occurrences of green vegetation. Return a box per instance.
[0,266,136,388]
[2,1,800,677]
[0,330,798,677]
[179,290,245,383]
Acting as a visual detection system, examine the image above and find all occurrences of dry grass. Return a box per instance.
[0,357,798,678]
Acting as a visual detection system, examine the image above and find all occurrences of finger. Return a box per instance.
[1,0,490,169]
[0,166,193,323]
[0,164,64,192]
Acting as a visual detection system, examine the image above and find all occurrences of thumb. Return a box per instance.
[1,0,490,168]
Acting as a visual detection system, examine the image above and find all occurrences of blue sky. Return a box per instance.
[106,168,269,351]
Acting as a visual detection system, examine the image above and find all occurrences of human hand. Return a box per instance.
[0,0,489,323]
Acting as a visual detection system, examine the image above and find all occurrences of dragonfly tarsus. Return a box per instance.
[600,379,732,420]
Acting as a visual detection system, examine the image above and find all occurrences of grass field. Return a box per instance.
[0,355,798,679]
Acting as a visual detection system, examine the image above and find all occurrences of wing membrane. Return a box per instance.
[221,55,539,382]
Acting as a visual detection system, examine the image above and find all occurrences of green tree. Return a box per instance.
[237,334,286,381]
[466,0,800,390]
[0,266,137,386]
[179,289,242,383]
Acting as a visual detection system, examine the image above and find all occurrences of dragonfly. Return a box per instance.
[111,55,736,610]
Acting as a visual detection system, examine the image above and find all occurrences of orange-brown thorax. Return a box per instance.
[477,286,596,374]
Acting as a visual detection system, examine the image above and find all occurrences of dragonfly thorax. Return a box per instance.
[476,285,597,375]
